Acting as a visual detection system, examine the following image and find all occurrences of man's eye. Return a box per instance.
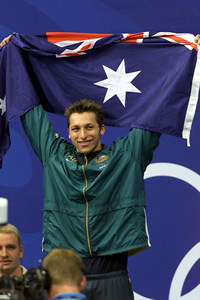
[7,245,16,250]
[72,128,79,132]
[87,125,94,130]
[8,245,16,249]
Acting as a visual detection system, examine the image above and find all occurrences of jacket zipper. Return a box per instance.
[82,156,93,257]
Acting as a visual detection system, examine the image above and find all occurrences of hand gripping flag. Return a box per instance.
[0,31,200,166]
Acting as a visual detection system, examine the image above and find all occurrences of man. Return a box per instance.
[42,249,86,300]
[19,99,160,300]
[0,224,27,277]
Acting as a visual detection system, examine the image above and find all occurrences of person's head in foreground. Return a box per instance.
[42,248,86,300]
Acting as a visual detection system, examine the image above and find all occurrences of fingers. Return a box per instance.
[194,34,200,45]
[0,35,12,47]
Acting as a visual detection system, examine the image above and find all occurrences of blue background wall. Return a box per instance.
[0,1,200,299]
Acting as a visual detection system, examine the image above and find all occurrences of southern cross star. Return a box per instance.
[94,59,141,107]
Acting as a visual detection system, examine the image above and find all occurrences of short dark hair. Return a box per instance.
[64,99,104,128]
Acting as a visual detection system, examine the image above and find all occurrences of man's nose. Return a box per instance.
[0,248,8,257]
[80,128,87,139]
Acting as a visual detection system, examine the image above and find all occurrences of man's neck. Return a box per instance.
[75,144,106,165]
[3,265,23,277]
[49,284,81,299]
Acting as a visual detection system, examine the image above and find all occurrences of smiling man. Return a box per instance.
[67,113,105,154]
[0,224,27,277]
[65,101,106,155]
[19,98,162,300]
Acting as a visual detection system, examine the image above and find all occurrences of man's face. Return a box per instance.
[68,112,105,154]
[0,233,23,276]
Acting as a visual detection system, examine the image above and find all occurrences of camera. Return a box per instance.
[0,267,51,300]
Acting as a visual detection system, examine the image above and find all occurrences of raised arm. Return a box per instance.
[21,104,68,167]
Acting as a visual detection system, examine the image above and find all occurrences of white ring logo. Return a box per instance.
[144,162,200,192]
[133,162,200,300]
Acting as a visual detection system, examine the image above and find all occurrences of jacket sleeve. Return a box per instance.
[21,104,65,167]
[129,128,160,171]
[112,128,160,172]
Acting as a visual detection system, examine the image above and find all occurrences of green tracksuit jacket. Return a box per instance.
[21,104,160,257]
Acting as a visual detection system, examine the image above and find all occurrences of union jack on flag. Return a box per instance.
[0,31,200,166]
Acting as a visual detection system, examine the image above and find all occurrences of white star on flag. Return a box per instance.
[94,59,141,107]
[0,96,6,116]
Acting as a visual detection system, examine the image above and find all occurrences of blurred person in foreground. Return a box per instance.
[42,248,86,300]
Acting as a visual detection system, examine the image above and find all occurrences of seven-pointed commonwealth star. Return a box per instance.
[94,59,141,107]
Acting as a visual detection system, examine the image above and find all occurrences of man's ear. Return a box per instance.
[19,245,24,259]
[100,124,106,136]
[80,275,86,291]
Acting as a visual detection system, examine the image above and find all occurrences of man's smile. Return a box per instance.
[0,260,12,265]
[78,140,92,146]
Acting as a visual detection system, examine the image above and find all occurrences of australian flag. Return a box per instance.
[0,31,200,166]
